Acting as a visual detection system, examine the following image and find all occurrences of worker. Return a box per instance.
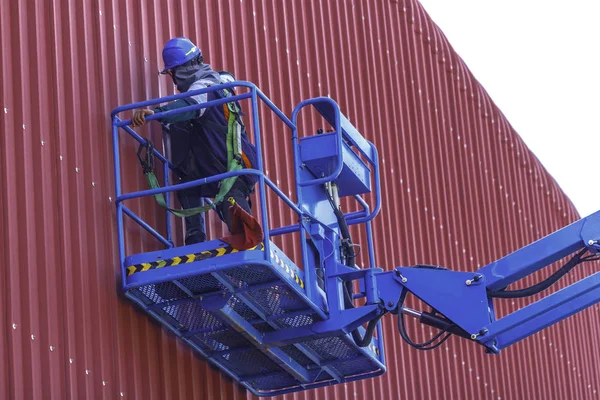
[131,37,258,245]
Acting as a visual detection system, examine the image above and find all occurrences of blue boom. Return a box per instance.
[111,82,600,396]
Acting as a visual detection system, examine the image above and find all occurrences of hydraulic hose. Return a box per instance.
[325,183,384,347]
[488,248,587,299]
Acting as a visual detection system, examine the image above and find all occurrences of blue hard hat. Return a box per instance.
[161,37,201,73]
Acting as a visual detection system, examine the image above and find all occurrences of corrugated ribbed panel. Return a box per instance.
[1,0,598,399]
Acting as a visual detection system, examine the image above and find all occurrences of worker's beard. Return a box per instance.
[173,62,220,92]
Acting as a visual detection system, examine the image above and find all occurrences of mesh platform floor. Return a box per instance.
[124,241,384,395]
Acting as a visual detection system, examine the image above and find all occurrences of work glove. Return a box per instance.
[131,109,154,127]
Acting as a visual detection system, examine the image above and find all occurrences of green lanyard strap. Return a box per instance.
[139,92,244,217]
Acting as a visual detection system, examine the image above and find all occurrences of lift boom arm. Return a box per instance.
[375,211,600,353]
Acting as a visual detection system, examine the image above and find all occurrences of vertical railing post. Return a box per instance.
[290,107,314,303]
[112,118,127,287]
[376,321,386,365]
[364,208,376,270]
[250,86,271,261]
[163,161,173,247]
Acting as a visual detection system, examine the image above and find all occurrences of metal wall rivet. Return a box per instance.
[69,358,73,364]
[49,346,54,351]
[12,323,17,329]
[75,167,79,172]
[92,182,96,187]
[31,334,35,340]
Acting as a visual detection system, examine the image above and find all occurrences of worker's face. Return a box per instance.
[168,68,180,88]
[160,68,176,81]
[160,67,183,92]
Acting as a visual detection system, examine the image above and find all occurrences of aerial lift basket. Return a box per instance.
[111,82,383,396]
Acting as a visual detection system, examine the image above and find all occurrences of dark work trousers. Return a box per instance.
[176,179,253,245]
[154,177,253,300]
[155,134,256,300]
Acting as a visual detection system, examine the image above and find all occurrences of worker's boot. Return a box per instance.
[185,228,206,245]
[177,185,207,246]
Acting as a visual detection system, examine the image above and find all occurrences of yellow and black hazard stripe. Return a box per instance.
[269,251,305,290]
[127,243,265,276]
[370,343,380,356]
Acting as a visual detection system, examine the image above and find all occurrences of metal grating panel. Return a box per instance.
[205,329,250,352]
[147,282,188,302]
[223,264,279,287]
[160,301,221,332]
[217,348,282,377]
[303,337,360,362]
[227,297,261,322]
[246,373,303,392]
[281,345,317,367]
[178,274,225,294]
[278,313,317,329]
[332,359,379,377]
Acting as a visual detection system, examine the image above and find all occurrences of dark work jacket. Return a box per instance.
[161,88,258,197]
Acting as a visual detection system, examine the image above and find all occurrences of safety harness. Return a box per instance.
[138,89,245,217]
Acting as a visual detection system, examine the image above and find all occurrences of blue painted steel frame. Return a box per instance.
[290,97,381,308]
[289,98,386,370]
[111,82,386,396]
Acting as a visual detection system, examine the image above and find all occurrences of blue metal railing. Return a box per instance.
[290,96,382,305]
[291,97,382,225]
[111,81,380,292]
[111,82,292,287]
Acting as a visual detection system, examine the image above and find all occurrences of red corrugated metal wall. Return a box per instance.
[2,0,599,399]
